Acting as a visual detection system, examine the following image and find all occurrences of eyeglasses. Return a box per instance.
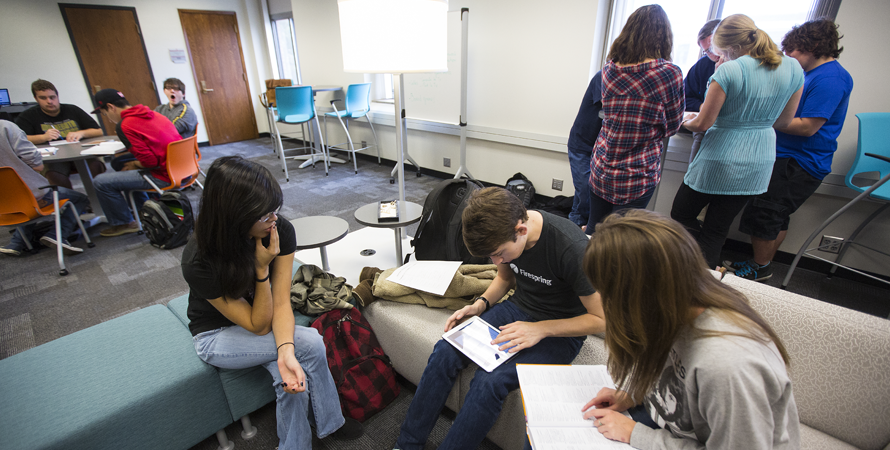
[258,207,280,223]
[703,47,716,56]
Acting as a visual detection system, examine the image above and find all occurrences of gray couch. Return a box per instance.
[364,274,890,450]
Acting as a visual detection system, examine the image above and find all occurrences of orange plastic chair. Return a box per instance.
[193,122,207,178]
[0,167,94,275]
[127,135,202,233]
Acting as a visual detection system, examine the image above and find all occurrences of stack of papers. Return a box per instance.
[81,141,125,155]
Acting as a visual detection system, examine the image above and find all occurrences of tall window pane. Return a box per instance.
[273,18,299,83]
[722,0,813,50]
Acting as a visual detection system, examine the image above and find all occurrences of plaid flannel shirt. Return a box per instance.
[589,59,685,204]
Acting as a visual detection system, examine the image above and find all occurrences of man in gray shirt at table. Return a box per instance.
[0,120,90,256]
[154,78,198,139]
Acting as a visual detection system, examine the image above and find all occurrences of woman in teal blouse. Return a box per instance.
[670,14,804,268]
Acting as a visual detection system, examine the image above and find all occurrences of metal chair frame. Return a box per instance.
[323,83,381,174]
[273,86,328,181]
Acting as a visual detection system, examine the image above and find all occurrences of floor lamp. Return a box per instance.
[337,0,448,214]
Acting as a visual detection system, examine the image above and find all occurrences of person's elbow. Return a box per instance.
[32,163,45,173]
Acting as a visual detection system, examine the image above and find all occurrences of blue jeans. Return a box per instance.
[585,187,655,235]
[194,325,345,449]
[568,141,593,227]
[396,301,585,450]
[8,187,89,250]
[93,170,169,226]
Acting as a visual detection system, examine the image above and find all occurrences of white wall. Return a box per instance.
[0,0,275,142]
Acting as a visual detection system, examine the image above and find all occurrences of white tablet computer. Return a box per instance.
[442,316,518,372]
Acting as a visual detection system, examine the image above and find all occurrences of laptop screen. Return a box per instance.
[0,89,10,106]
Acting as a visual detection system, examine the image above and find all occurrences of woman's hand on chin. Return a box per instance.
[255,223,280,270]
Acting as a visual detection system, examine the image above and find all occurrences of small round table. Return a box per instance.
[290,216,349,271]
[354,201,423,267]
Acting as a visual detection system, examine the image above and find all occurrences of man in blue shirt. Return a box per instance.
[724,19,854,281]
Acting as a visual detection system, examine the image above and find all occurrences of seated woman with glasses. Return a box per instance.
[581,209,799,448]
[180,156,362,448]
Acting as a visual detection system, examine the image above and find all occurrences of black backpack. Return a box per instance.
[505,172,535,208]
[409,178,488,264]
[138,191,194,249]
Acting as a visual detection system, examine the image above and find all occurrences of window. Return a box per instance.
[270,14,301,84]
[601,0,821,77]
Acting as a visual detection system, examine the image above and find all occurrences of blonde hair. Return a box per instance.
[583,210,789,403]
[713,14,783,69]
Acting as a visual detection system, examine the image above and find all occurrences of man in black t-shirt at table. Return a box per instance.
[395,187,606,450]
[14,79,106,189]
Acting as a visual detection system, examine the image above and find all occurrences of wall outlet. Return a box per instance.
[361,140,367,148]
[819,235,844,254]
[443,157,451,168]
[552,178,563,191]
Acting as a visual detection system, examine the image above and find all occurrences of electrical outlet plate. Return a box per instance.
[819,235,844,254]
[443,158,451,168]
[552,178,563,191]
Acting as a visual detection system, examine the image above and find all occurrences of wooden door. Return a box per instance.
[179,10,258,145]
[60,4,160,134]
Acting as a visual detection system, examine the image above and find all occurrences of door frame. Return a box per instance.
[59,3,160,134]
[179,9,257,146]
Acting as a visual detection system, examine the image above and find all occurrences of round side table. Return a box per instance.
[290,216,349,271]
[354,201,423,267]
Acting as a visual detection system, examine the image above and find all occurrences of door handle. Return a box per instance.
[94,85,101,93]
[201,81,214,93]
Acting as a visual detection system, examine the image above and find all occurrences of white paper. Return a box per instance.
[528,427,633,450]
[39,148,57,156]
[442,316,516,372]
[385,260,461,296]
[81,141,125,155]
[49,140,77,146]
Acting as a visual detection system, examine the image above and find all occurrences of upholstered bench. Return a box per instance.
[0,305,233,450]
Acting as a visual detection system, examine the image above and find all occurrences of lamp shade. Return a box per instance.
[338,0,448,73]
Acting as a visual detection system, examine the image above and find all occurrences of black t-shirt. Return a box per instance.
[14,104,100,140]
[182,217,297,336]
[508,211,595,321]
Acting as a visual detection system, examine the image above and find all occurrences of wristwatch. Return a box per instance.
[474,296,490,311]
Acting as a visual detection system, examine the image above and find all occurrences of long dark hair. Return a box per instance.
[583,210,789,403]
[607,5,673,65]
[195,156,283,300]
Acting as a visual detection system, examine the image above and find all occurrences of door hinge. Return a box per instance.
[151,81,156,92]
[243,73,247,81]
[135,23,141,35]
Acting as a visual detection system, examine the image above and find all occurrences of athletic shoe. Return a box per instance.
[731,261,773,282]
[722,259,752,273]
[100,222,139,237]
[0,246,23,257]
[332,417,364,440]
[40,236,84,255]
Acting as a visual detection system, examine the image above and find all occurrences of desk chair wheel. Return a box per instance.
[59,269,69,276]
[88,242,96,248]
[416,171,422,177]
[390,178,395,184]
[137,230,144,235]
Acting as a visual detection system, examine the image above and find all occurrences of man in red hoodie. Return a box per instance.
[91,89,182,237]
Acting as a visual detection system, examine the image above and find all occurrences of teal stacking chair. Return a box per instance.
[782,112,890,291]
[274,86,328,181]
[324,83,380,174]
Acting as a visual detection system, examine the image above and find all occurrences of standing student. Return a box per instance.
[585,4,685,232]
[671,14,804,269]
[685,19,721,163]
[567,70,603,227]
[724,19,853,281]
[581,209,800,449]
[14,79,106,189]
[181,156,362,449]
[395,187,604,450]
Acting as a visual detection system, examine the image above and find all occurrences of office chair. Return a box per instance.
[0,167,94,276]
[324,83,381,174]
[273,86,328,181]
[781,112,890,290]
[126,135,202,234]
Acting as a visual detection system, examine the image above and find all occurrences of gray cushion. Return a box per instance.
[0,305,231,450]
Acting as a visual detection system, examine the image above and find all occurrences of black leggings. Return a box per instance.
[670,182,751,269]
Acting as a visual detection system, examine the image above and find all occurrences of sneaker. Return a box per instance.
[0,246,22,257]
[332,417,363,440]
[722,259,752,273]
[731,261,773,282]
[40,236,84,255]
[100,222,139,237]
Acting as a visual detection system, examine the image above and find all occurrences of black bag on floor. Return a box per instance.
[505,172,535,208]
[409,178,488,264]
[139,191,193,249]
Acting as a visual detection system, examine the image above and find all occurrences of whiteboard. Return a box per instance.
[403,10,462,125]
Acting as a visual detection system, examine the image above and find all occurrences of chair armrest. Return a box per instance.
[37,184,60,191]
[865,153,890,164]
[330,99,343,105]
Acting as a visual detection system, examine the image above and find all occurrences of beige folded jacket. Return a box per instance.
[371,264,512,310]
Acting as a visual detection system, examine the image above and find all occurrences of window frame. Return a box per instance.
[269,12,302,84]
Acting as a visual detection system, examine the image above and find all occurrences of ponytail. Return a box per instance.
[748,28,783,69]
[713,14,784,70]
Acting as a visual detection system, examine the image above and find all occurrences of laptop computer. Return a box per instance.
[0,89,10,106]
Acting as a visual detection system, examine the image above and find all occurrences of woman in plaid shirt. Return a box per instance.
[585,4,685,234]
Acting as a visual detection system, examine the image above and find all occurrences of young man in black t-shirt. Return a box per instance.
[395,187,605,450]
[14,79,106,189]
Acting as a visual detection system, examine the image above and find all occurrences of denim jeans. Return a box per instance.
[8,187,89,251]
[568,141,593,226]
[396,301,585,450]
[585,187,655,235]
[93,170,169,226]
[194,325,345,449]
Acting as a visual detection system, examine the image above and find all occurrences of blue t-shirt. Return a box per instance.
[776,60,853,180]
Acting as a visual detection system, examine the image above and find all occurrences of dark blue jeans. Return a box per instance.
[568,141,593,226]
[396,301,585,450]
[585,187,655,235]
